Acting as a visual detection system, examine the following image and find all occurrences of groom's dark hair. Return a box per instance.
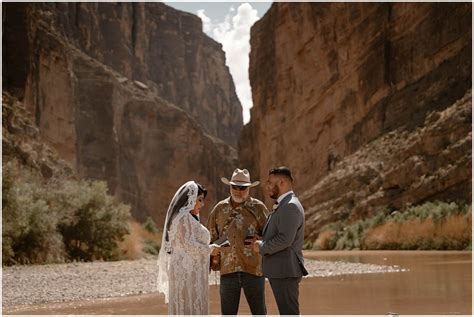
[269,166,294,182]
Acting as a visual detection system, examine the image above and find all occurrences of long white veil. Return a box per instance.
[157,181,198,303]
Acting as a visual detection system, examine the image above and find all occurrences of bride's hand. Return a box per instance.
[210,244,221,256]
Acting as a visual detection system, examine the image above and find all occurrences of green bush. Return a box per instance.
[303,240,313,250]
[142,239,160,255]
[370,211,387,227]
[2,161,65,265]
[2,160,132,265]
[465,240,472,251]
[143,216,159,234]
[56,180,131,261]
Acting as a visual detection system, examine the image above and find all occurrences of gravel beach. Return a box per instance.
[2,256,405,308]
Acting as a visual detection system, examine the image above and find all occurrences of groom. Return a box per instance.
[251,166,308,315]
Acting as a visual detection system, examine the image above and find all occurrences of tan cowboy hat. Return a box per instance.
[221,168,260,187]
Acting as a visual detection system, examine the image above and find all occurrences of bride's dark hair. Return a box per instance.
[165,181,207,242]
[197,182,207,198]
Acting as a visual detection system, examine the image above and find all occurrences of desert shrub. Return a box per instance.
[2,161,18,263]
[2,160,132,265]
[312,230,334,250]
[142,239,160,255]
[56,180,131,261]
[303,240,313,250]
[320,201,471,251]
[143,216,159,234]
[2,161,65,265]
[465,240,472,251]
[118,220,162,259]
[317,221,343,250]
[370,211,387,227]
[141,217,161,255]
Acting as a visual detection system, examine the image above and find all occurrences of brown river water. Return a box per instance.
[4,250,471,315]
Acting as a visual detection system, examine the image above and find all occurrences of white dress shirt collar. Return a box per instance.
[276,190,294,205]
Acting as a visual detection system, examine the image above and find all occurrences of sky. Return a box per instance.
[165,2,273,124]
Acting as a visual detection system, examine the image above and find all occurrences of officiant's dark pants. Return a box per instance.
[220,272,266,315]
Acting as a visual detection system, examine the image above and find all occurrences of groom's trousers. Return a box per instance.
[220,272,266,315]
[268,277,302,315]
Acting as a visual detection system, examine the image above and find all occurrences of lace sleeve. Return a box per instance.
[172,213,212,255]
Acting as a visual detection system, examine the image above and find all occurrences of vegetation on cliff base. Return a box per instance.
[312,201,472,251]
[2,160,132,265]
[2,92,162,265]
[118,217,162,259]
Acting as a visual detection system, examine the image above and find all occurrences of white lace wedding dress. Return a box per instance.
[167,212,211,314]
[157,181,212,315]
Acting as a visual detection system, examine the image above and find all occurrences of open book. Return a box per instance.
[212,236,230,247]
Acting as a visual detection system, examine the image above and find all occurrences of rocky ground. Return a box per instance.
[2,256,405,308]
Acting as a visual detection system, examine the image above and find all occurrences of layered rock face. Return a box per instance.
[3,3,240,224]
[242,3,471,237]
[3,3,242,147]
[2,92,74,180]
[302,91,471,243]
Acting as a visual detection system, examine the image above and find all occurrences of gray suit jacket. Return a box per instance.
[260,193,307,278]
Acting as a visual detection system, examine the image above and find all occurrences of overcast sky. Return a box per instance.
[165,2,273,124]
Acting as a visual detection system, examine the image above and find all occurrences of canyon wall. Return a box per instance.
[3,3,242,147]
[3,3,241,224]
[242,2,471,241]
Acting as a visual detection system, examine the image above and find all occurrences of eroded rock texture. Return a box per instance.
[241,3,471,240]
[301,91,471,242]
[3,3,241,224]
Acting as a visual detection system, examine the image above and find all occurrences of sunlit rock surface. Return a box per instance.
[2,3,242,223]
[241,3,471,239]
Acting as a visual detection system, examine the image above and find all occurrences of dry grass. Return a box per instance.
[436,213,472,240]
[314,230,336,250]
[364,214,471,249]
[118,221,162,260]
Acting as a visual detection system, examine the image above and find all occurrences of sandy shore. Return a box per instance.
[2,254,402,308]
[3,251,471,315]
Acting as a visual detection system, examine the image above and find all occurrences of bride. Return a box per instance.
[157,181,220,315]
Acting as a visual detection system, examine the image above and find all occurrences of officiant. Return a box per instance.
[206,168,269,315]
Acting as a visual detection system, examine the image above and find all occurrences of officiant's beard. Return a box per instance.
[231,193,248,204]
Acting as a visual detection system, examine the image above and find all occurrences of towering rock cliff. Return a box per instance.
[241,3,471,240]
[4,3,242,147]
[3,3,241,224]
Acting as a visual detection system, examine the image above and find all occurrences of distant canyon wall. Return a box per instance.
[3,3,242,147]
[241,3,471,237]
[3,3,241,224]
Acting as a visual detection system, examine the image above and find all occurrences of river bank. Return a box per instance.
[3,250,471,315]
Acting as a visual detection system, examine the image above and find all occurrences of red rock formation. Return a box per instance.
[242,3,471,236]
[3,3,242,147]
[3,3,241,224]
[2,92,74,180]
[302,91,471,243]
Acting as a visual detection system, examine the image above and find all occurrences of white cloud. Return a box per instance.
[196,9,212,34]
[197,3,260,124]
